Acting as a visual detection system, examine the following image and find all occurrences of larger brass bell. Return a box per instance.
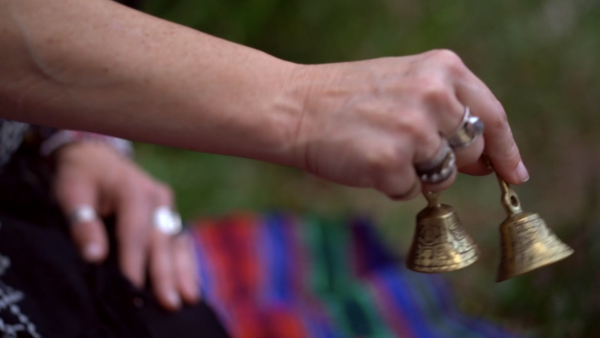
[406,191,480,273]
[495,175,574,282]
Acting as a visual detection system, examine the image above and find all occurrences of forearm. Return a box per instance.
[0,0,302,165]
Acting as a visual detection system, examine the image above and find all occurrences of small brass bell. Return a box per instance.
[495,176,574,282]
[406,191,480,273]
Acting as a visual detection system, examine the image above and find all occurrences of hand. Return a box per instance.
[53,142,199,311]
[288,49,528,199]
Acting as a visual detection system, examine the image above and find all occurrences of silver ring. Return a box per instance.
[153,206,183,236]
[447,107,484,150]
[415,141,456,184]
[69,205,98,225]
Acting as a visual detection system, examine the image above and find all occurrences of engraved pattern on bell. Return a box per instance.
[494,174,574,282]
[406,192,480,273]
[418,221,441,245]
[496,213,574,282]
[448,218,466,241]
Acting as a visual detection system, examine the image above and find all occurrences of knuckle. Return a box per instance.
[365,146,402,177]
[428,49,465,73]
[122,179,144,197]
[416,77,452,106]
[407,116,436,146]
[404,112,427,131]
[430,49,462,64]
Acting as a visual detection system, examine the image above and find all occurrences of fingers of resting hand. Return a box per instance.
[147,183,193,310]
[173,234,200,304]
[116,193,151,287]
[149,229,181,311]
[54,175,108,263]
[455,75,528,184]
[71,215,109,263]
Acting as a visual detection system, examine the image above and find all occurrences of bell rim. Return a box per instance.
[405,245,481,273]
[496,246,574,283]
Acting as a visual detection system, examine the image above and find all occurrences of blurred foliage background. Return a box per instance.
[134,0,600,337]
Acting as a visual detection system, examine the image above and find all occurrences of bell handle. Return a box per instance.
[483,155,524,216]
[496,175,524,215]
[423,191,441,207]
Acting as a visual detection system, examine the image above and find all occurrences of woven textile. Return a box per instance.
[190,212,521,338]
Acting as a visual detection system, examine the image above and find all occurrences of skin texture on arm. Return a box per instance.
[0,0,300,166]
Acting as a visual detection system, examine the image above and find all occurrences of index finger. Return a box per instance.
[54,174,109,262]
[455,74,529,184]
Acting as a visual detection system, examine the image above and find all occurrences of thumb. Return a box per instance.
[55,174,109,263]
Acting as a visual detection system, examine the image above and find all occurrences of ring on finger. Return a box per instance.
[446,106,484,150]
[153,206,183,236]
[415,141,456,185]
[69,205,98,225]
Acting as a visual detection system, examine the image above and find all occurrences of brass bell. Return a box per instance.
[495,175,574,282]
[406,191,480,273]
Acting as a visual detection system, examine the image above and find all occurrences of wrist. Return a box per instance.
[218,59,309,168]
[54,141,129,167]
[41,130,133,159]
[279,63,340,170]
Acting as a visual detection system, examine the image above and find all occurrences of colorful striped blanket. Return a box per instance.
[190,212,521,338]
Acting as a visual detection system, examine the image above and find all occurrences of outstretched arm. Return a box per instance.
[0,0,529,197]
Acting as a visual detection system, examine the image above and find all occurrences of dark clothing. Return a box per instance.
[0,133,229,337]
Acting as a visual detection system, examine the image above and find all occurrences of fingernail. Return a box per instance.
[84,243,103,262]
[516,161,529,183]
[167,290,181,309]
